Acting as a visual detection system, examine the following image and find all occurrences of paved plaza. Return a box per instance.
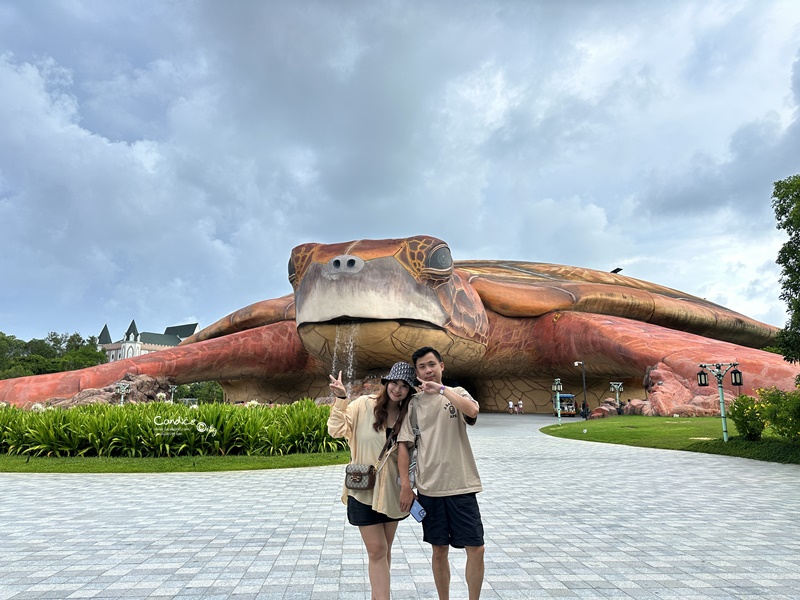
[1,413,799,599]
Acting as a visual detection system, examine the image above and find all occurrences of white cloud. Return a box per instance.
[1,0,799,342]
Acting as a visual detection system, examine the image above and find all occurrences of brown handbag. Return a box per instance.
[345,463,376,490]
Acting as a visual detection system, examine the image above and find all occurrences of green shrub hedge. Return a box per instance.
[0,400,347,458]
[755,387,800,442]
[729,388,800,444]
[728,395,766,441]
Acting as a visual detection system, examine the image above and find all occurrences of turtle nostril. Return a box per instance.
[327,254,364,274]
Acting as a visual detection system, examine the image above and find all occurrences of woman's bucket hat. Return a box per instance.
[381,361,418,389]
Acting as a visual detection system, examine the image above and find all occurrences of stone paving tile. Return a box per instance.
[1,414,799,599]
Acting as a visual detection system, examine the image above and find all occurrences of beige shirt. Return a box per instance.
[397,387,482,497]
[327,394,408,520]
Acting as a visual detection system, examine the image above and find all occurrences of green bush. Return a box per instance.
[0,400,347,458]
[757,388,800,443]
[728,395,766,441]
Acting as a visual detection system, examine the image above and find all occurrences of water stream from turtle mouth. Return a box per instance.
[331,323,360,395]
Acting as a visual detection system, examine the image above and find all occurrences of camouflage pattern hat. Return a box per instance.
[380,361,418,389]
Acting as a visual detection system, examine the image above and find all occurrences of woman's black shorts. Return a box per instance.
[347,496,405,527]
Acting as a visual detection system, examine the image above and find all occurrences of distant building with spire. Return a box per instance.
[97,320,199,362]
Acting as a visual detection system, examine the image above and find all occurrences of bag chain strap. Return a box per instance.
[372,410,404,470]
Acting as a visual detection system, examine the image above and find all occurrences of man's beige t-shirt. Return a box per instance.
[397,386,482,497]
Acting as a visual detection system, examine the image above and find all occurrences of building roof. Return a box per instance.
[163,323,199,339]
[125,320,139,338]
[98,319,201,348]
[98,324,112,345]
[140,332,182,347]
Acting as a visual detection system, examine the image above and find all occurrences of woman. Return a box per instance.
[327,361,417,600]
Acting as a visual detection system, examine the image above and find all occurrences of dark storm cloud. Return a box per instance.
[681,2,763,87]
[0,1,198,142]
[642,113,787,216]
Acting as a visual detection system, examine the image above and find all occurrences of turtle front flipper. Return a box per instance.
[0,321,315,407]
[181,294,295,345]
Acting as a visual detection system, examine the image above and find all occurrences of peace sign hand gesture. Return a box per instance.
[329,371,347,399]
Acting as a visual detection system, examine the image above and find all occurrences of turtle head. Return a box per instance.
[288,235,488,370]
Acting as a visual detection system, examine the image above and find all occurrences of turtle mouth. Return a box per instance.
[301,317,442,330]
[297,317,486,371]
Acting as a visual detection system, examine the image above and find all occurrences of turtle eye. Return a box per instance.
[423,244,453,276]
[288,258,297,285]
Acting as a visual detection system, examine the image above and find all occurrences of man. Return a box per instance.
[397,346,484,600]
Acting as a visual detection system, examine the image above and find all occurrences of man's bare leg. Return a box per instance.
[465,545,485,600]
[431,544,451,599]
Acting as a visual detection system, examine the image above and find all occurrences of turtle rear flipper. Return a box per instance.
[465,264,776,348]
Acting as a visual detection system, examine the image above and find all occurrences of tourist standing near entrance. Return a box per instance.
[397,346,485,600]
[328,362,416,600]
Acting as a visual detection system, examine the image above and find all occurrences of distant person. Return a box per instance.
[516,399,524,414]
[397,347,485,600]
[328,362,416,600]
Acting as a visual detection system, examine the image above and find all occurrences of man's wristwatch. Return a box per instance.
[439,386,445,395]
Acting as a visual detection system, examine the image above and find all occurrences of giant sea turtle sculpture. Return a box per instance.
[1,235,797,415]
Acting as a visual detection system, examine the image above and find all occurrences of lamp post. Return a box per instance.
[169,384,177,403]
[574,361,588,419]
[696,362,743,442]
[552,378,563,426]
[610,382,624,407]
[116,382,130,406]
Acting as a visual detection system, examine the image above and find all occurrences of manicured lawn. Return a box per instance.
[541,416,800,464]
[0,451,350,473]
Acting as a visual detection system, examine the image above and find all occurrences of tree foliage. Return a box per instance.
[772,174,800,363]
[0,331,108,380]
[174,380,225,404]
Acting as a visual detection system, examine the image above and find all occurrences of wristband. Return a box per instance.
[439,386,445,395]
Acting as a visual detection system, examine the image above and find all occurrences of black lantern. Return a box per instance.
[552,379,562,392]
[730,369,743,387]
[697,370,709,387]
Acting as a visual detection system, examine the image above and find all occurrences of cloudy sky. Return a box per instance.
[1,0,799,343]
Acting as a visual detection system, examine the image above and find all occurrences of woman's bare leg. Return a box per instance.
[359,523,392,600]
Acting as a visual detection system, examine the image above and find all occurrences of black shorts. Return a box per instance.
[417,492,484,548]
[347,496,405,527]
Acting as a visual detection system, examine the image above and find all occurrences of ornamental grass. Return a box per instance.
[0,399,346,458]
